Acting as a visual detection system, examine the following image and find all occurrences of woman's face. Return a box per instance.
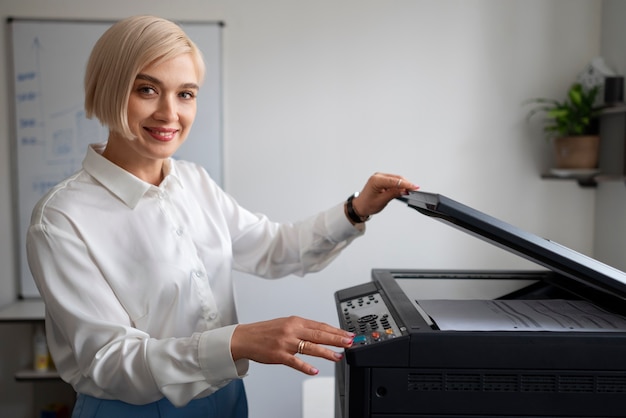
[114,53,200,166]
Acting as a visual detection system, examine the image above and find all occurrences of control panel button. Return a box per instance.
[353,335,367,345]
[357,314,378,323]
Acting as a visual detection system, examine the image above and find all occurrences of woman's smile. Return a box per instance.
[144,127,180,142]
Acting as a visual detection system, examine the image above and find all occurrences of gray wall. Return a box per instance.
[595,0,626,270]
[0,1,603,417]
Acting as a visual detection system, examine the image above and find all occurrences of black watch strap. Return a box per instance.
[346,193,369,223]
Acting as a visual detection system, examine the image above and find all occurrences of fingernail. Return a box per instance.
[310,367,319,375]
[334,352,344,360]
[342,337,353,345]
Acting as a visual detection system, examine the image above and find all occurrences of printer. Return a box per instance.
[334,191,626,418]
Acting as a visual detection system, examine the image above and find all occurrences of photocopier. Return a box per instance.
[334,191,626,418]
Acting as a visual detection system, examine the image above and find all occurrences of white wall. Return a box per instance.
[595,0,626,271]
[0,1,602,417]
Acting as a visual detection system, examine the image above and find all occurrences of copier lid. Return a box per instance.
[397,191,626,301]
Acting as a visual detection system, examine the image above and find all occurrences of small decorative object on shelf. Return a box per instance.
[33,323,50,372]
[604,76,624,105]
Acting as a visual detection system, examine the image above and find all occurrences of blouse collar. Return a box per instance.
[82,143,183,209]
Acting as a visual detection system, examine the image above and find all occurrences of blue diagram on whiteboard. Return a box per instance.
[13,28,109,202]
[15,59,108,194]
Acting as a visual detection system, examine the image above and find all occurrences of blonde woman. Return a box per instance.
[26,15,418,418]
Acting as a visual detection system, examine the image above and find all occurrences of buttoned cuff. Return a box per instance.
[198,325,249,384]
[326,202,365,242]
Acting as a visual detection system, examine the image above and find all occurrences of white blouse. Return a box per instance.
[26,143,364,407]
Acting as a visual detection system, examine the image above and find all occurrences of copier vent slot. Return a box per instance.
[407,372,626,394]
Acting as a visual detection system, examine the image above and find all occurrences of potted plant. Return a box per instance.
[526,82,601,170]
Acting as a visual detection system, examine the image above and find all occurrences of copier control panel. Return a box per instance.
[338,291,403,346]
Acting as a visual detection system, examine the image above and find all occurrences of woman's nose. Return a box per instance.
[154,96,179,122]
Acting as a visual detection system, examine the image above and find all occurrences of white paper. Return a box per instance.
[418,299,626,332]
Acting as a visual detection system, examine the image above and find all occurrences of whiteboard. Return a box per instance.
[9,18,223,297]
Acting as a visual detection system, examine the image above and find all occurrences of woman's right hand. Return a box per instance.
[231,316,354,375]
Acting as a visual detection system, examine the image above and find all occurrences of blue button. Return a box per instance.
[353,335,367,344]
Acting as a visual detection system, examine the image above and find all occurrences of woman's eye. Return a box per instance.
[138,86,157,95]
[180,91,196,100]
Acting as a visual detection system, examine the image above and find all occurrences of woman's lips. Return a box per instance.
[145,127,179,142]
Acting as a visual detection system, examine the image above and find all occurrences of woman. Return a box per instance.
[26,15,418,418]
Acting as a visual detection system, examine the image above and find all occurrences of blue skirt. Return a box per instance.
[71,379,248,418]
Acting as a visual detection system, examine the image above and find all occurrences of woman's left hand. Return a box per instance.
[231,316,354,376]
[350,172,419,222]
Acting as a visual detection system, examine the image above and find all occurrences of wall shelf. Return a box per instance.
[599,104,626,115]
[0,299,45,322]
[0,299,63,381]
[541,172,626,188]
[541,172,599,188]
[15,369,61,381]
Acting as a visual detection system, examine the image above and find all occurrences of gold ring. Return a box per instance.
[297,339,307,355]
[396,179,402,187]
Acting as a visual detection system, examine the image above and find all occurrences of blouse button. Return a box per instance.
[209,312,218,320]
[176,228,184,236]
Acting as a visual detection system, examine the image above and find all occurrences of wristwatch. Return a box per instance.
[346,192,370,223]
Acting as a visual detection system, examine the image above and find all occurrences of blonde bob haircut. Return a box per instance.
[84,15,206,139]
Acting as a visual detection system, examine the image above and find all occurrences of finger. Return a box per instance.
[284,352,320,376]
[366,172,417,194]
[298,318,354,339]
[296,339,345,362]
[380,174,418,192]
[299,323,354,348]
[288,340,344,376]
